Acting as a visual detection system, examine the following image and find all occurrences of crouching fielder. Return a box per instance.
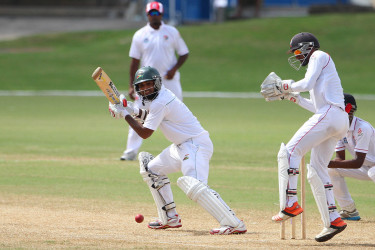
[260,32,349,242]
[109,66,246,235]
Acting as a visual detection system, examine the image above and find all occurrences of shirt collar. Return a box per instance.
[349,116,358,132]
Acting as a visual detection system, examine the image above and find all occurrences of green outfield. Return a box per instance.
[1,13,375,93]
[0,13,375,248]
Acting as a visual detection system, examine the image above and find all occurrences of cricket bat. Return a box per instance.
[91,67,121,104]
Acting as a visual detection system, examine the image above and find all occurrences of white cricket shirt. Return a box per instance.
[143,87,207,145]
[129,22,189,78]
[291,50,345,112]
[335,116,375,166]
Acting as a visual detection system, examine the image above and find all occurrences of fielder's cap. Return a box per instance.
[146,1,163,14]
[344,93,357,113]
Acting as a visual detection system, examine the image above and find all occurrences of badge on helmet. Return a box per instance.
[133,66,162,102]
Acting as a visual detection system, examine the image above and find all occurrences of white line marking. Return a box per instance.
[0,90,375,100]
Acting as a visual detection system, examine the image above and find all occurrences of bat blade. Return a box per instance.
[92,67,120,104]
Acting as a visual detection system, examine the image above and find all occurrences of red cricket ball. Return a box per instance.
[135,214,144,223]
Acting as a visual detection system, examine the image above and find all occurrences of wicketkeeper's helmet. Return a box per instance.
[133,66,162,101]
[344,93,357,113]
[288,32,320,70]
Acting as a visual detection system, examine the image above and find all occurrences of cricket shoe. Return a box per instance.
[210,221,247,235]
[315,217,347,242]
[272,202,303,222]
[120,151,136,161]
[148,215,182,229]
[339,209,361,221]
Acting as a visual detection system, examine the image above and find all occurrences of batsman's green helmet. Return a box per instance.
[133,66,162,101]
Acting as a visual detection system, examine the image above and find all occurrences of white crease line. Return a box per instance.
[0,90,374,100]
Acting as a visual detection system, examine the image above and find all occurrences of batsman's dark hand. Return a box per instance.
[165,68,177,80]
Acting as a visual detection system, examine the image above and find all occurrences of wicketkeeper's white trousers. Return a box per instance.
[286,105,349,221]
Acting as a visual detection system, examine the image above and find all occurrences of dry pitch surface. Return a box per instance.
[1,194,375,249]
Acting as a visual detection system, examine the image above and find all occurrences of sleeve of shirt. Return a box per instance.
[297,96,316,113]
[335,139,346,152]
[143,102,166,131]
[354,125,372,153]
[174,29,189,56]
[291,52,327,92]
[129,33,142,59]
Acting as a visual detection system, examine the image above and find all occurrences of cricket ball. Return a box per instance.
[135,214,144,223]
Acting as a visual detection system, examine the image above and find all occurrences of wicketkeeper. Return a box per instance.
[328,93,375,221]
[260,32,348,242]
[108,66,246,235]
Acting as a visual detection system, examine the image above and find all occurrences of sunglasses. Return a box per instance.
[293,49,302,55]
[148,10,161,16]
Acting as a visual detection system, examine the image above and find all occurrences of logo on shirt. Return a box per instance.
[343,137,348,144]
[163,35,169,40]
[183,154,189,161]
[358,128,363,137]
[143,38,149,43]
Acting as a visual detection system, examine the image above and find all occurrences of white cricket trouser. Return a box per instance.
[124,76,183,155]
[286,105,349,221]
[328,166,375,208]
[147,132,213,208]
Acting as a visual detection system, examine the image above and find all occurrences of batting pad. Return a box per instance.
[278,143,289,211]
[139,152,168,225]
[177,176,240,227]
[307,164,330,228]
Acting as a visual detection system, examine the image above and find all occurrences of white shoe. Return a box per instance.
[120,151,136,161]
[315,217,347,242]
[148,215,182,229]
[210,221,247,235]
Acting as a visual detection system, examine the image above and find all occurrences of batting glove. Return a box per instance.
[109,102,129,119]
[120,94,140,116]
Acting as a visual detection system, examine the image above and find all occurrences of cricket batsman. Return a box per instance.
[108,66,246,234]
[260,32,349,242]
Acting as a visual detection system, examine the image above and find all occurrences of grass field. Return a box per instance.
[1,12,375,249]
[1,13,375,93]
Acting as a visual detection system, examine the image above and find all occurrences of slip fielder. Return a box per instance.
[328,93,375,221]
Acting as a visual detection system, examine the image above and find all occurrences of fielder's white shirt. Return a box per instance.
[129,22,189,78]
[143,87,207,145]
[291,50,345,112]
[335,116,375,166]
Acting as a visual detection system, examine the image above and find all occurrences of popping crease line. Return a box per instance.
[1,90,375,100]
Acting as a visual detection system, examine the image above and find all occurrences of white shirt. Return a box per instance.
[143,87,207,145]
[291,50,345,113]
[129,22,189,78]
[335,116,375,166]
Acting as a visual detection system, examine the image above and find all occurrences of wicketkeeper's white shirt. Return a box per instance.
[291,50,345,112]
[129,21,189,78]
[143,87,207,145]
[335,116,375,166]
